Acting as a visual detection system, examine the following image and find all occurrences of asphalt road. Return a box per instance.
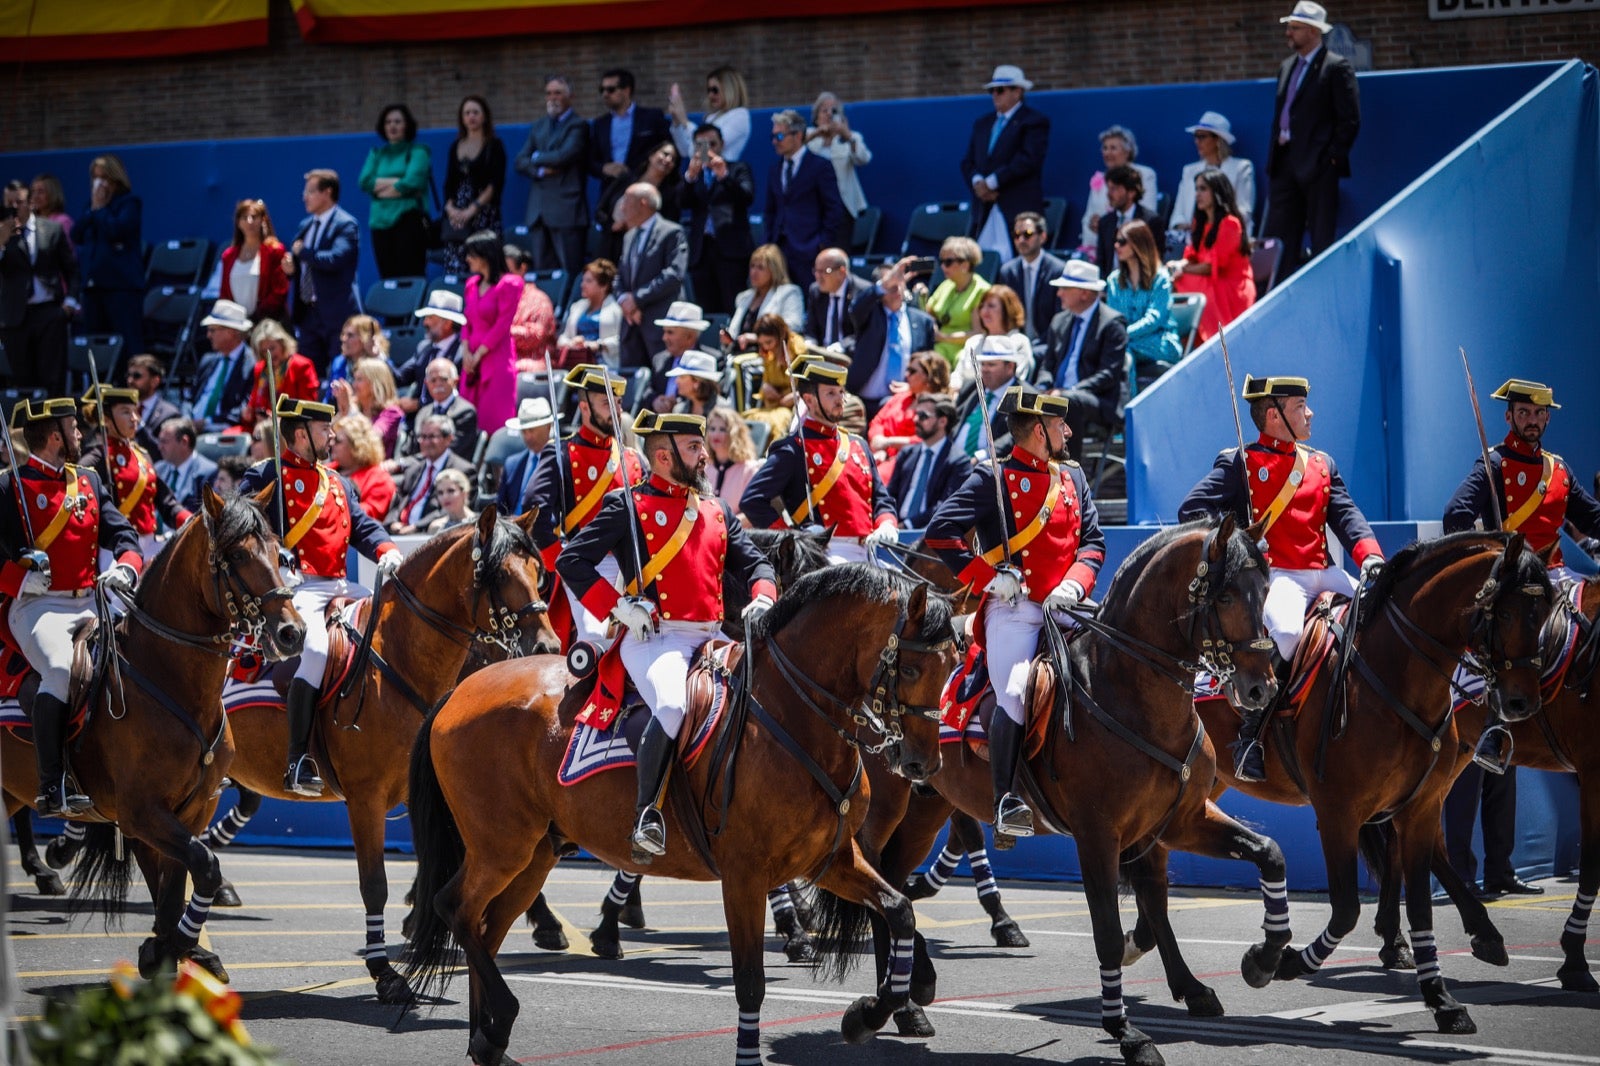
[6,847,1596,1065]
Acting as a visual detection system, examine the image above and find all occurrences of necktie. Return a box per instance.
[829,294,844,345]
[903,447,933,522]
[1023,261,1037,329]
[1279,56,1310,143]
[517,454,537,508]
[408,461,436,526]
[300,219,321,303]
[884,308,907,384]
[783,158,795,191]
[202,356,232,421]
[435,403,449,417]
[987,113,1008,154]
[963,394,992,455]
[1056,317,1084,389]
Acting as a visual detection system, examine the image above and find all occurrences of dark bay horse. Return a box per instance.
[859,516,1292,1064]
[404,566,961,1065]
[1177,531,1555,1036]
[1,487,304,980]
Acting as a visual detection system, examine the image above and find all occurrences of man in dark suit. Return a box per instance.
[588,68,672,190]
[394,290,467,401]
[844,258,936,419]
[615,183,687,371]
[125,354,181,456]
[645,301,716,411]
[514,75,590,303]
[886,392,970,528]
[0,179,76,392]
[996,211,1067,357]
[960,65,1050,255]
[1265,1,1360,279]
[290,168,361,373]
[805,247,872,349]
[190,299,257,431]
[495,397,555,517]
[765,110,846,289]
[404,358,479,461]
[953,334,1027,458]
[1095,166,1166,279]
[387,413,477,533]
[153,416,218,515]
[1035,261,1128,461]
[682,123,754,316]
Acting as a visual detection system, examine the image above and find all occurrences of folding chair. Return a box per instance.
[1041,197,1069,249]
[1170,292,1207,358]
[362,276,428,325]
[67,334,124,391]
[1250,239,1284,294]
[849,206,882,257]
[145,238,213,289]
[142,286,202,371]
[900,202,972,256]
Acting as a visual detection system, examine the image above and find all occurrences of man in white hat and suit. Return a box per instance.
[1266,1,1360,279]
[496,396,556,516]
[1038,261,1128,462]
[189,299,257,432]
[960,64,1051,260]
[394,289,467,398]
[645,300,716,411]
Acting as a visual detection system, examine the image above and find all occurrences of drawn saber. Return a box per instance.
[1459,346,1504,531]
[596,366,647,590]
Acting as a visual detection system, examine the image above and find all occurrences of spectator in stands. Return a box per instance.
[590,68,673,191]
[961,65,1050,260]
[615,184,687,370]
[741,313,805,442]
[441,95,507,276]
[513,76,590,293]
[29,174,72,243]
[683,122,754,316]
[869,349,950,474]
[244,318,319,431]
[1169,111,1256,253]
[459,229,522,433]
[326,313,388,397]
[0,179,76,392]
[1107,219,1181,376]
[887,391,967,528]
[398,292,466,404]
[1079,125,1159,253]
[727,243,804,353]
[665,350,723,419]
[332,357,406,458]
[924,236,990,364]
[1096,166,1166,278]
[154,416,217,514]
[951,283,1028,392]
[387,413,475,534]
[1168,169,1256,343]
[495,397,555,516]
[1038,260,1129,461]
[125,353,180,457]
[219,199,290,326]
[503,244,557,371]
[191,299,257,432]
[248,419,275,461]
[846,257,937,420]
[404,357,479,460]
[75,154,144,367]
[765,109,846,288]
[426,469,477,533]
[706,404,761,516]
[595,138,683,265]
[954,335,1026,458]
[646,301,714,411]
[806,93,873,248]
[331,412,396,521]
[669,66,751,162]
[1267,1,1360,279]
[996,210,1066,358]
[805,246,870,349]
[289,167,361,372]
[358,104,432,279]
[557,257,622,368]
[212,454,249,497]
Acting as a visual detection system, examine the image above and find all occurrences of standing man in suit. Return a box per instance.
[289,168,361,374]
[495,397,555,517]
[589,69,672,189]
[1036,261,1128,461]
[154,416,217,514]
[1266,1,1360,279]
[845,257,936,419]
[683,123,754,316]
[515,76,590,304]
[961,65,1051,260]
[1096,166,1166,279]
[764,110,845,290]
[886,392,968,528]
[805,247,871,349]
[124,354,180,456]
[190,299,257,432]
[615,183,687,371]
[996,211,1066,358]
[0,180,77,392]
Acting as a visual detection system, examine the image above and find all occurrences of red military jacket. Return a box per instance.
[103,436,192,537]
[236,451,397,579]
[1442,432,1600,565]
[0,456,142,597]
[529,425,646,567]
[738,418,896,537]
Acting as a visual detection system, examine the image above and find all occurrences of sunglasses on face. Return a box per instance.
[1013,229,1040,239]
[1114,237,1129,246]
[599,84,622,94]
[770,131,794,141]
[989,87,1017,96]
[913,411,936,421]
[939,257,963,266]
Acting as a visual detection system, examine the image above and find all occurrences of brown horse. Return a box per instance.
[1,486,304,980]
[855,515,1292,1064]
[1171,531,1554,1037]
[404,565,961,1065]
[218,505,553,1003]
[1364,570,1600,993]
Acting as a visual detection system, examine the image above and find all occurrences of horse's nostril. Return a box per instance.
[279,624,304,649]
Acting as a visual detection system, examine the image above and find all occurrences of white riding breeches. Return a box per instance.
[1264,567,1358,660]
[8,591,96,702]
[827,539,871,567]
[566,554,623,648]
[291,577,366,686]
[983,597,1045,725]
[618,619,721,739]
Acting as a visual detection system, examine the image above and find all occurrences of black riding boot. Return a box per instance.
[631,717,674,864]
[32,694,90,817]
[989,712,1034,841]
[283,679,325,797]
[1471,714,1512,775]
[1234,652,1289,783]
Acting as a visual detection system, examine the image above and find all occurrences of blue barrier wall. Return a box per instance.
[1127,60,1600,525]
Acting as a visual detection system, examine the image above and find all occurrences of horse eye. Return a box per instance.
[1217,593,1233,606]
[900,666,921,681]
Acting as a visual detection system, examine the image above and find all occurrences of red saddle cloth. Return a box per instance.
[938,608,1058,762]
[225,597,369,710]
[0,631,92,744]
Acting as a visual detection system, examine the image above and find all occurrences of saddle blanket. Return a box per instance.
[1451,581,1582,712]
[557,661,732,787]
[223,677,285,715]
[223,600,368,711]
[939,713,988,746]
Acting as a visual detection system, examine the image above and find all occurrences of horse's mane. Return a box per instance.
[1359,529,1550,632]
[1097,516,1266,629]
[747,527,833,585]
[136,493,273,604]
[757,563,954,645]
[402,515,536,589]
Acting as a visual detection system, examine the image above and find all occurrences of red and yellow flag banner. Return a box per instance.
[0,0,268,61]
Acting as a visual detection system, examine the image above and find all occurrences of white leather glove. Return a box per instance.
[742,593,775,628]
[1044,579,1085,614]
[1360,556,1385,582]
[985,565,1024,606]
[863,524,899,552]
[612,596,656,641]
[97,563,137,594]
[19,569,51,596]
[377,550,404,577]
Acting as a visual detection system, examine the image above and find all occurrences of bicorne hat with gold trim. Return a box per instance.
[996,385,1070,418]
[1490,378,1559,409]
[275,395,336,422]
[563,363,628,396]
[633,410,706,437]
[788,354,848,385]
[9,396,77,430]
[81,385,140,420]
[1241,375,1309,401]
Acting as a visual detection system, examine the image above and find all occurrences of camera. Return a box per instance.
[907,256,938,277]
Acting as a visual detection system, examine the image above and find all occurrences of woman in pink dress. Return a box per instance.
[1167,168,1255,344]
[460,229,525,433]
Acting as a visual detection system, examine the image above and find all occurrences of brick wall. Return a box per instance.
[4,0,1597,151]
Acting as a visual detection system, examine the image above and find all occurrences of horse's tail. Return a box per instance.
[800,882,872,984]
[66,823,133,930]
[1358,821,1394,884]
[403,711,466,998]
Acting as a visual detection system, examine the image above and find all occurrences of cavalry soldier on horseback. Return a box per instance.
[556,410,777,863]
[238,395,402,797]
[0,397,142,815]
[527,363,645,647]
[926,386,1106,839]
[740,355,900,565]
[1178,375,1384,782]
[79,385,192,559]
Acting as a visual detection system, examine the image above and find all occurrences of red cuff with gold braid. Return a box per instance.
[175,510,194,527]
[955,554,997,593]
[751,579,777,602]
[1066,560,1100,597]
[117,551,144,574]
[580,579,621,624]
[1350,538,1382,567]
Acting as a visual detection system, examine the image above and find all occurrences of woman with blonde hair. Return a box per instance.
[333,357,407,458]
[950,282,1029,391]
[29,174,72,240]
[923,235,990,364]
[706,404,762,519]
[243,318,319,430]
[727,244,803,352]
[220,199,290,324]
[668,66,751,161]
[331,413,397,521]
[740,313,805,442]
[426,469,477,533]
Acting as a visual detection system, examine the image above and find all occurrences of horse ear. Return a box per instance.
[1211,513,1235,560]
[906,580,928,633]
[202,481,227,519]
[1245,516,1268,546]
[516,505,540,534]
[1535,539,1558,567]
[475,505,497,545]
[247,481,274,516]
[820,524,836,546]
[1505,531,1526,561]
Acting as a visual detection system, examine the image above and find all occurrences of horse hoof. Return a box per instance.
[32,871,66,897]
[532,927,570,952]
[892,1004,935,1038]
[1274,948,1309,982]
[1471,935,1509,967]
[1183,985,1224,1018]
[1379,942,1415,970]
[1434,1006,1476,1035]
[213,882,243,909]
[911,978,937,1008]
[182,946,229,985]
[137,937,169,980]
[902,874,938,902]
[992,920,1030,948]
[1123,931,1149,967]
[588,932,624,961]
[467,1028,508,1066]
[840,996,877,1045]
[374,968,414,1006]
[1240,944,1278,989]
[1119,1026,1164,1066]
[45,837,81,870]
[618,903,646,930]
[1558,963,1599,993]
[783,936,818,965]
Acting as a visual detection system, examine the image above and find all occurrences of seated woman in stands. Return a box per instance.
[332,357,407,459]
[1106,219,1180,377]
[740,313,805,443]
[1166,111,1255,257]
[707,405,762,524]
[331,412,397,521]
[1166,169,1255,345]
[241,319,319,431]
[556,258,622,369]
[426,469,477,533]
[325,314,389,396]
[870,350,951,478]
[727,244,804,353]
[923,236,990,364]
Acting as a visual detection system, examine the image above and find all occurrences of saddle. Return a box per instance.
[1278,592,1349,720]
[0,614,102,744]
[235,597,367,709]
[939,627,1062,762]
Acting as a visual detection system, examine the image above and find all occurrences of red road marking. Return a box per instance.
[514,1010,840,1062]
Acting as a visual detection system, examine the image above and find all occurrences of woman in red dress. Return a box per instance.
[1167,168,1255,344]
[219,199,290,326]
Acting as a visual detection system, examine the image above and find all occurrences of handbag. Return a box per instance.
[420,148,471,249]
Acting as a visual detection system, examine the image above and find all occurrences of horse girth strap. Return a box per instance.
[1250,445,1307,537]
[283,466,331,551]
[791,430,850,525]
[980,465,1063,566]
[34,465,83,551]
[1503,454,1556,533]
[115,652,225,761]
[625,493,698,596]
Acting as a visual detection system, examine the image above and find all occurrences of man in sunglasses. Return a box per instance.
[961,65,1050,260]
[764,109,845,288]
[587,68,670,187]
[996,211,1066,355]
